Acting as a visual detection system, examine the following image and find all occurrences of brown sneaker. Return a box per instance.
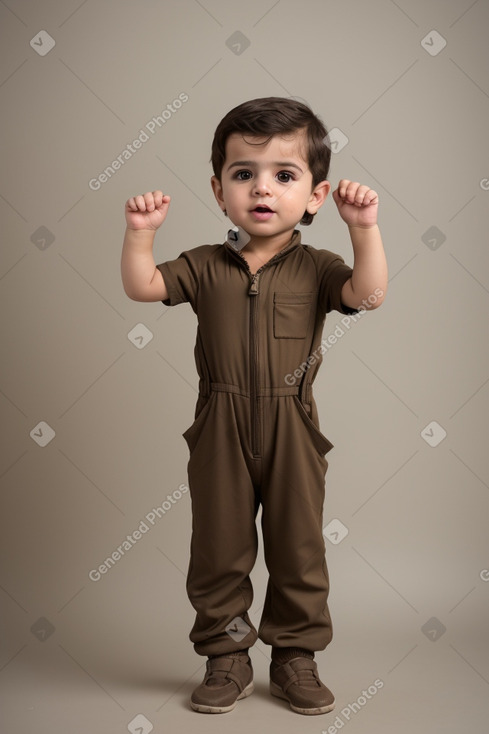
[190,651,254,713]
[270,656,335,715]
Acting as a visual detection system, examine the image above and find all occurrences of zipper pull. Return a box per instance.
[249,273,260,295]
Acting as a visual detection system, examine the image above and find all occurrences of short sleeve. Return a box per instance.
[156,245,218,310]
[317,251,359,315]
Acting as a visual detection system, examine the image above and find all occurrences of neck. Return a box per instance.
[245,229,296,255]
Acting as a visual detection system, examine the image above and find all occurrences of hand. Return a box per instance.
[332,180,378,228]
[125,190,171,231]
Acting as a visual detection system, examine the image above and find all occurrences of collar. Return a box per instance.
[223,228,302,261]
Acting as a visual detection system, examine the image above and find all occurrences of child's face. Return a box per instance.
[211,129,330,240]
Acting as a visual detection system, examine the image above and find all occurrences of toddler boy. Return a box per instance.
[121,97,387,716]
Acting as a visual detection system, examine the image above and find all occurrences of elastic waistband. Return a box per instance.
[210,382,299,397]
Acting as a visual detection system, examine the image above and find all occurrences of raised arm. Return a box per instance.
[121,190,171,302]
[332,180,388,310]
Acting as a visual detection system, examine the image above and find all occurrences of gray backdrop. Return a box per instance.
[1,1,488,732]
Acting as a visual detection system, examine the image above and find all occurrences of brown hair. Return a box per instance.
[210,96,331,225]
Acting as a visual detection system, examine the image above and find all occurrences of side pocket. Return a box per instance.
[182,393,215,453]
[293,396,334,456]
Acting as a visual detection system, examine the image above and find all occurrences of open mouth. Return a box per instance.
[252,205,274,212]
[250,206,275,220]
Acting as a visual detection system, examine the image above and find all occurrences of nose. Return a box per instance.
[252,174,272,196]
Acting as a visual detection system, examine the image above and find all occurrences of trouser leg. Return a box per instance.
[258,397,333,652]
[185,392,259,656]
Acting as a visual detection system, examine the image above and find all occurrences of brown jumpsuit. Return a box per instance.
[157,229,357,657]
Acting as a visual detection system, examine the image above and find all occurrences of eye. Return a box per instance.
[277,171,294,183]
[234,170,252,180]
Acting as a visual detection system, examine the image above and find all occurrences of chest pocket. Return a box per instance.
[273,292,314,339]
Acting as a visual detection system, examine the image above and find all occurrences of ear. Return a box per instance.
[306,180,331,215]
[211,175,226,212]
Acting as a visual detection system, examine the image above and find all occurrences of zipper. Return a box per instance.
[249,272,261,456]
[224,239,299,458]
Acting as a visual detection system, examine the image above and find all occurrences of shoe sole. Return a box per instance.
[270,681,335,715]
[190,681,254,714]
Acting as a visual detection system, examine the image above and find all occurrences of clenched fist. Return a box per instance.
[125,190,171,231]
